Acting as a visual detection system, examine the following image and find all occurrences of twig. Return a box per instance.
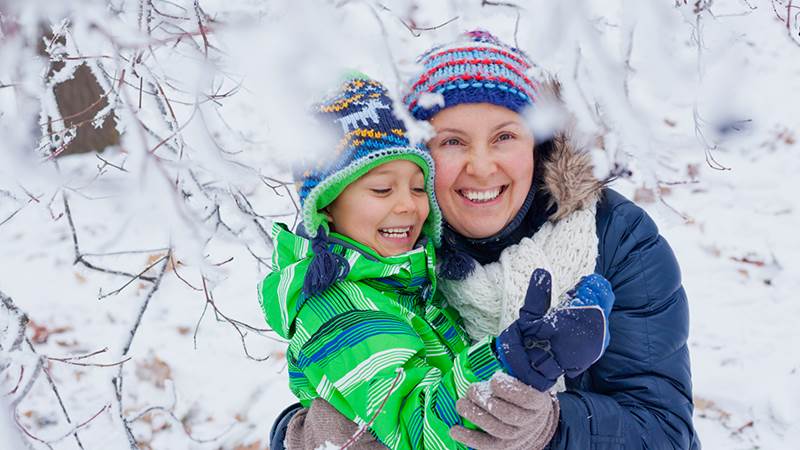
[125,380,233,444]
[27,339,87,449]
[62,192,158,281]
[120,250,171,356]
[193,277,274,360]
[48,353,131,368]
[81,247,171,257]
[112,375,138,449]
[112,250,171,449]
[393,13,459,37]
[689,10,730,171]
[341,368,404,449]
[481,0,523,8]
[98,254,168,300]
[14,408,54,450]
[4,366,24,396]
[0,205,26,228]
[95,153,129,172]
[171,259,203,291]
[42,404,110,445]
[659,197,692,223]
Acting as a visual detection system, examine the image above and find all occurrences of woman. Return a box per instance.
[270,31,698,450]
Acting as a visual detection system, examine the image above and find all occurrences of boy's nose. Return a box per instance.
[393,190,417,214]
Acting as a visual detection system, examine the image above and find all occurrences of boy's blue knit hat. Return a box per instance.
[403,30,540,120]
[294,74,442,247]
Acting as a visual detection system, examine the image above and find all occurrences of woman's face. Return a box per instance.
[428,103,535,239]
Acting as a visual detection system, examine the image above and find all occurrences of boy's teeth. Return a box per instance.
[380,226,411,238]
[461,187,502,202]
[382,227,410,233]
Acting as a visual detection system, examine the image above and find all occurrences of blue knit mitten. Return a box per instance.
[495,269,614,391]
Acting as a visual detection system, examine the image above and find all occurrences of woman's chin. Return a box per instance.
[447,199,513,238]
[451,218,506,239]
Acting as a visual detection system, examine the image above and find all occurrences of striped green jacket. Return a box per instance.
[259,223,505,450]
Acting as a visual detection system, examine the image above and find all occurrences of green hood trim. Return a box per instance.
[300,147,443,247]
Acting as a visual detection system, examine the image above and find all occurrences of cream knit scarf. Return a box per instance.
[438,204,598,342]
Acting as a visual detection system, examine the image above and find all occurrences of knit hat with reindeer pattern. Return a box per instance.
[294,74,442,246]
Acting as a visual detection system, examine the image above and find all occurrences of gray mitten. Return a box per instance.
[450,373,560,450]
[285,398,387,450]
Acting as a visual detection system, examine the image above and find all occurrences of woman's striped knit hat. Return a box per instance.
[295,75,442,247]
[404,30,540,120]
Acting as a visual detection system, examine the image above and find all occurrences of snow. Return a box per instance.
[473,380,493,409]
[416,92,445,110]
[1,0,799,449]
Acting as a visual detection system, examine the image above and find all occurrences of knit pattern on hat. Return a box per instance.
[404,30,541,120]
[295,77,442,246]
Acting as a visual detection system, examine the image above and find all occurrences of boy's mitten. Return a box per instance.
[495,269,615,391]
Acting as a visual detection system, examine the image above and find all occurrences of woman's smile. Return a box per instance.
[457,185,508,204]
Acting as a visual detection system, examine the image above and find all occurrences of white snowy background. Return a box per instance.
[1,0,798,449]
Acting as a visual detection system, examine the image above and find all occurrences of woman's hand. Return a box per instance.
[285,398,386,450]
[450,373,559,450]
[495,268,615,390]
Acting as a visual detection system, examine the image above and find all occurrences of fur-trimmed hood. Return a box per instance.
[535,80,605,221]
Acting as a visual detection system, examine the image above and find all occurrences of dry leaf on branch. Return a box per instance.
[27,320,72,344]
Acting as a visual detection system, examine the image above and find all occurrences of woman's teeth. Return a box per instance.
[379,227,411,238]
[460,187,502,202]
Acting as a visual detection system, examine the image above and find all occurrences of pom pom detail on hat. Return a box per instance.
[403,30,541,120]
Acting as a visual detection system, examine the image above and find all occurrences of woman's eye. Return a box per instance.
[496,132,515,142]
[441,137,462,146]
[413,186,426,194]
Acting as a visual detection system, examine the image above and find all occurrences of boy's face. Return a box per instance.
[327,160,430,257]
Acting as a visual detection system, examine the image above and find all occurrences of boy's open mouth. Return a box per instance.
[378,226,413,239]
[457,185,508,203]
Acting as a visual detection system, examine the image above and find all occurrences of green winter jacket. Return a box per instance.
[259,222,505,450]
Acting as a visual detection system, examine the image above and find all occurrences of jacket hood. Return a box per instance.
[535,79,605,222]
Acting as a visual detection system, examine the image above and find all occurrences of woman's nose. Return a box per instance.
[465,146,497,178]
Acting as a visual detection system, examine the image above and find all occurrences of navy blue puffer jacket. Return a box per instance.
[268,187,699,449]
[544,189,699,449]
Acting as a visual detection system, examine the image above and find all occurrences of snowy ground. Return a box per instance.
[4,129,799,450]
[2,1,800,449]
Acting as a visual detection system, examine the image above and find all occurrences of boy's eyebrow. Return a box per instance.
[368,168,394,175]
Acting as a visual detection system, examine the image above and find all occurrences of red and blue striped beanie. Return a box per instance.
[404,30,540,120]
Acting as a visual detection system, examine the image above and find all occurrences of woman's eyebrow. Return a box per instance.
[436,128,467,135]
[491,121,520,131]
